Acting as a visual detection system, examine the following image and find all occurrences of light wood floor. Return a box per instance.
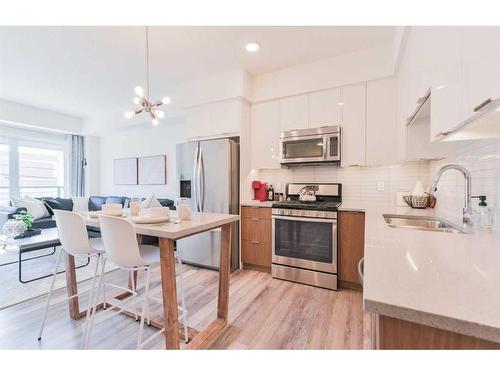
[0,264,372,349]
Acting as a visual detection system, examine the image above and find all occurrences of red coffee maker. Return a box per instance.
[252,181,268,202]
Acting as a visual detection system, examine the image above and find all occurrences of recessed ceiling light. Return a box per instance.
[245,42,260,52]
[337,102,344,106]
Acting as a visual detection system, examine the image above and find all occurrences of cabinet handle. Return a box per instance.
[435,130,452,138]
[474,98,492,112]
[251,218,260,221]
[251,240,260,244]
[358,258,364,284]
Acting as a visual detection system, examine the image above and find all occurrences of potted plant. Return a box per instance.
[7,210,41,239]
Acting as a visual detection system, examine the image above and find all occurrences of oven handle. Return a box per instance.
[272,215,337,223]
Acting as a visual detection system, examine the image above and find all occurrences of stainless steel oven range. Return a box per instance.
[271,183,341,290]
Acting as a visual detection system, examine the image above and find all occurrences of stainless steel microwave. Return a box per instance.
[279,125,341,166]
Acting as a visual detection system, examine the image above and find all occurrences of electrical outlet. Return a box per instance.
[377,181,385,192]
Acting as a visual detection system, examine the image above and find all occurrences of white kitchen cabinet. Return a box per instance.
[185,99,241,140]
[250,101,281,169]
[279,95,308,131]
[366,78,398,166]
[308,88,341,128]
[341,83,366,166]
[460,27,500,122]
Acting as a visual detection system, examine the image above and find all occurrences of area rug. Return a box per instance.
[0,246,118,310]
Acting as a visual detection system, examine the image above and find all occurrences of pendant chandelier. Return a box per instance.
[124,26,170,126]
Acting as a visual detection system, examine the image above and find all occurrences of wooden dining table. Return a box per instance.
[64,211,239,349]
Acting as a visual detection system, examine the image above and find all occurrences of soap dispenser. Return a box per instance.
[472,195,493,230]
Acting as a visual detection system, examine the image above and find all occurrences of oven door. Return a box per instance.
[272,215,337,274]
[280,135,327,164]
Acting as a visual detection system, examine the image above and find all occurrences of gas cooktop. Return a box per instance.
[272,182,342,212]
[272,200,342,212]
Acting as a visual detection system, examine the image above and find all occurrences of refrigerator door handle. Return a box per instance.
[192,143,200,212]
[199,147,205,212]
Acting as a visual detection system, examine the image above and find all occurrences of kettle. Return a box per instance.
[298,186,317,202]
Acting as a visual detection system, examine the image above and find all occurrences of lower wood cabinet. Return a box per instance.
[339,211,365,289]
[240,207,272,272]
[376,314,500,349]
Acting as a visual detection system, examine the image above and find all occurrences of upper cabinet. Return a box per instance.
[185,99,242,140]
[366,78,398,166]
[279,95,309,132]
[250,101,281,169]
[308,88,342,128]
[460,27,500,122]
[428,27,462,140]
[341,83,366,166]
[401,26,500,142]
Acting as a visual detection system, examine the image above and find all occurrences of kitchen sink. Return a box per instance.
[383,214,471,234]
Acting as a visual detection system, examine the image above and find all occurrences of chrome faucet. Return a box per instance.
[428,164,473,225]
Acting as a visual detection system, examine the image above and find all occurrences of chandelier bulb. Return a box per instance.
[124,111,134,119]
[156,110,165,119]
[134,86,144,96]
[152,118,160,126]
[161,96,171,105]
[133,97,141,105]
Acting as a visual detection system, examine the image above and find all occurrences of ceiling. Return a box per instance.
[0,26,395,118]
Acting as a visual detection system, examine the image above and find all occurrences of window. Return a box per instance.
[0,143,8,205]
[19,146,65,199]
[0,127,67,204]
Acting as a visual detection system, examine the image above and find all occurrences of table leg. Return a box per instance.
[64,252,81,320]
[217,223,232,321]
[159,237,180,349]
[186,223,233,349]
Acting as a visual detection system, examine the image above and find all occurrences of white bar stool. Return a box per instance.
[85,215,188,350]
[37,209,105,349]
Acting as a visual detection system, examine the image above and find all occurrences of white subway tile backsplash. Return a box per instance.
[252,161,430,207]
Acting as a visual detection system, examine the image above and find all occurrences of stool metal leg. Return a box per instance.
[37,248,63,340]
[83,255,107,349]
[80,253,101,349]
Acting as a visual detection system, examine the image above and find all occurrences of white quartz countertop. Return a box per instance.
[240,200,274,208]
[348,201,500,343]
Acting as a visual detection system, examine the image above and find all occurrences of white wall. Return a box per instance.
[99,123,186,199]
[0,98,83,134]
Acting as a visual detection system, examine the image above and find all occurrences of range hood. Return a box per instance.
[435,97,500,142]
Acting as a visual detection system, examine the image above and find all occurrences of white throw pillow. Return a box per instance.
[141,193,162,208]
[11,196,49,220]
[72,197,89,212]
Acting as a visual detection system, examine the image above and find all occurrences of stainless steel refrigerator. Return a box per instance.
[176,138,239,271]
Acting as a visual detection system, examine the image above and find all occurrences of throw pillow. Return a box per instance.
[72,197,89,212]
[11,196,50,220]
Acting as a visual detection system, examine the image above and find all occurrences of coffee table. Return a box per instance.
[0,227,89,283]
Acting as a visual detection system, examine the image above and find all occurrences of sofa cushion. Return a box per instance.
[43,198,64,212]
[158,198,175,209]
[54,198,73,211]
[88,196,107,211]
[31,217,56,230]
